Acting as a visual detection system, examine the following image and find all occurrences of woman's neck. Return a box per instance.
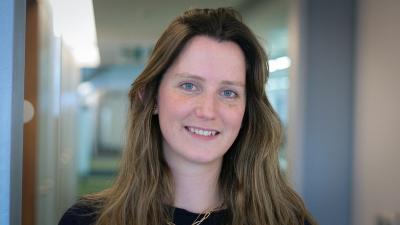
[169,160,223,213]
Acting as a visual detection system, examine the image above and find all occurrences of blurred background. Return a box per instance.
[1,0,399,225]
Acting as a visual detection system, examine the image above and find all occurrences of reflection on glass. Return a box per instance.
[76,68,133,197]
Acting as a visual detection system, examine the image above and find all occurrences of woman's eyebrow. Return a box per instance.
[221,80,245,88]
[174,73,205,81]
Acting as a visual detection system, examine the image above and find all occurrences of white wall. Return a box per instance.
[35,2,81,224]
[353,1,400,225]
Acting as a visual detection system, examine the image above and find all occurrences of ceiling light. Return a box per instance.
[50,0,100,67]
[269,56,291,73]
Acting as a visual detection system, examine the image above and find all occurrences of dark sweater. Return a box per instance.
[58,203,228,225]
[58,202,312,225]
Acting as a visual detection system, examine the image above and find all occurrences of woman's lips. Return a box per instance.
[184,126,220,137]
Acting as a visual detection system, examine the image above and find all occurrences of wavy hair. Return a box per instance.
[85,7,316,225]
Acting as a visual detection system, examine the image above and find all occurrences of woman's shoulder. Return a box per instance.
[58,201,99,225]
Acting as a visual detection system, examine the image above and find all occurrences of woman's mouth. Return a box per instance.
[185,126,220,137]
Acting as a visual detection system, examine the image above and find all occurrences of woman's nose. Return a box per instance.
[195,94,217,120]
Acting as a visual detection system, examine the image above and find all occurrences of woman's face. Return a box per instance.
[157,35,246,167]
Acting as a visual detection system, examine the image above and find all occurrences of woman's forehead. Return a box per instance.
[163,36,246,85]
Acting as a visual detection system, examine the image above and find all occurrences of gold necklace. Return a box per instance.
[167,204,224,225]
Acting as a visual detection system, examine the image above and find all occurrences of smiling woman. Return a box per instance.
[59,7,316,225]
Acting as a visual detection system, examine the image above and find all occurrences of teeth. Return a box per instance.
[188,127,217,136]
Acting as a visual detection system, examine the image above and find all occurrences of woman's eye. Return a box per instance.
[221,90,237,98]
[180,82,196,91]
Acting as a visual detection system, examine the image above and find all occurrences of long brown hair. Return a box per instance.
[85,7,316,225]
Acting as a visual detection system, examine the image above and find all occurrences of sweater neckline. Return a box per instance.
[172,206,228,216]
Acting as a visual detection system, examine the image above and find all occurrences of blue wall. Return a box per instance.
[300,0,355,224]
[0,0,26,224]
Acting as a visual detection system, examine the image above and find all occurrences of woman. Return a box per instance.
[59,7,316,225]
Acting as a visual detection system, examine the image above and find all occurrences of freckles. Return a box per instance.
[162,88,184,102]
[226,103,241,108]
[225,102,245,113]
[172,94,193,105]
[223,104,245,121]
